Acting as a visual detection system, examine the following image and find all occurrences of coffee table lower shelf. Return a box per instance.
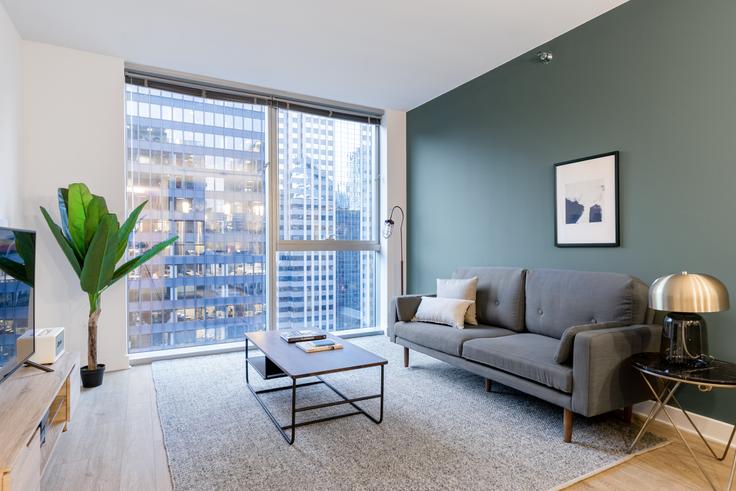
[245,347,384,445]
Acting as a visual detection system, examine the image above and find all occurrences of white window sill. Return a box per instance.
[128,328,385,365]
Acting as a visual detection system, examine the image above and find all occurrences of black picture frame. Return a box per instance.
[554,151,619,248]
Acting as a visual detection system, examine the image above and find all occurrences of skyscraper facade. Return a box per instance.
[126,84,377,353]
[126,84,268,352]
[276,110,377,332]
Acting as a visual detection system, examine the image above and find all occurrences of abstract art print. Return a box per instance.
[555,152,619,247]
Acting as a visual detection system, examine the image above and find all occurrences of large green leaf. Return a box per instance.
[108,236,178,287]
[84,195,109,250]
[40,206,82,277]
[114,201,147,263]
[13,230,35,287]
[80,213,120,295]
[67,183,94,257]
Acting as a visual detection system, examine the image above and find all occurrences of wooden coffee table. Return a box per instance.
[245,331,387,444]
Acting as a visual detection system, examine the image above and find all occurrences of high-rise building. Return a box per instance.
[276,110,377,332]
[126,86,377,353]
[126,85,268,353]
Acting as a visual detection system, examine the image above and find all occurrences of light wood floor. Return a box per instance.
[43,365,733,490]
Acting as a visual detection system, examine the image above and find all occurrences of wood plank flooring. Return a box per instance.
[43,365,732,490]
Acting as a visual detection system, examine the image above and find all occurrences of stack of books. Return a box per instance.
[296,339,343,353]
[280,329,326,343]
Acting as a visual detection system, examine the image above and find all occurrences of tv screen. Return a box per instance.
[0,227,35,383]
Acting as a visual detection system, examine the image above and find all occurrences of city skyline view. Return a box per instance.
[125,84,378,353]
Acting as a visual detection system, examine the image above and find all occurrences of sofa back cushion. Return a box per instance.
[525,269,648,339]
[452,267,526,331]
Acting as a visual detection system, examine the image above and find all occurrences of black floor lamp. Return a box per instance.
[383,205,405,295]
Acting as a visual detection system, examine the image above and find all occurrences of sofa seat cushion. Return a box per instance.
[394,321,515,357]
[462,334,573,393]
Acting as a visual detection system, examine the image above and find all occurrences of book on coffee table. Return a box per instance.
[296,339,344,353]
[280,329,326,343]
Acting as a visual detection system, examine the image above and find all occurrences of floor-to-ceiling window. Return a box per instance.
[276,109,379,332]
[125,83,267,353]
[125,74,380,353]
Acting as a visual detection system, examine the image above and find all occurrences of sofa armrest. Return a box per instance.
[572,324,662,417]
[387,294,434,341]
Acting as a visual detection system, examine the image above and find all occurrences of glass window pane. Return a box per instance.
[278,109,377,241]
[125,84,267,353]
[277,251,377,332]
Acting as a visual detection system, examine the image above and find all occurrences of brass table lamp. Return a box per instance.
[649,271,730,366]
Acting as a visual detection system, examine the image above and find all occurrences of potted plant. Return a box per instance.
[41,183,177,388]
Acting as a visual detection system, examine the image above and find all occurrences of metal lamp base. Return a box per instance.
[662,312,707,365]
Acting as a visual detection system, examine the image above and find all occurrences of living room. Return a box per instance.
[1,0,736,489]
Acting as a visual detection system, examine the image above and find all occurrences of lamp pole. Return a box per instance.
[383,205,405,295]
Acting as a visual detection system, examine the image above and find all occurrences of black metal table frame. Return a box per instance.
[245,338,385,444]
[629,368,736,490]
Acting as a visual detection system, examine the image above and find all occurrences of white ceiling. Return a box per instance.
[2,0,627,110]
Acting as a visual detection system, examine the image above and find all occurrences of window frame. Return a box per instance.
[124,72,384,353]
[265,106,381,330]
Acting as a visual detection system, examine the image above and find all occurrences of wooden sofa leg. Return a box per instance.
[484,378,492,392]
[403,347,409,368]
[563,409,573,443]
[623,405,633,424]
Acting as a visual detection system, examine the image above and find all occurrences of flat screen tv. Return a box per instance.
[0,227,35,384]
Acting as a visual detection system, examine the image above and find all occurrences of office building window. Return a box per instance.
[125,84,267,352]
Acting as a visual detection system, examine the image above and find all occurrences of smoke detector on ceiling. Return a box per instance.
[536,51,554,64]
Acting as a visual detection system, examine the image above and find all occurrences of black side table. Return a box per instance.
[629,352,736,490]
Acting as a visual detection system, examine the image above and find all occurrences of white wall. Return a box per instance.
[0,4,22,226]
[380,110,407,331]
[21,42,129,370]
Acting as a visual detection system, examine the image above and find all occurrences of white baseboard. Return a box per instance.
[633,401,735,448]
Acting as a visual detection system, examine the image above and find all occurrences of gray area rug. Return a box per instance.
[152,335,665,491]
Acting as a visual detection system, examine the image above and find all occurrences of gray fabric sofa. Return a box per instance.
[388,267,662,442]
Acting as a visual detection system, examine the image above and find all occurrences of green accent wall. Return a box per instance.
[406,0,736,422]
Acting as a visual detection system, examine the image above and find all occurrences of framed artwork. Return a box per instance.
[554,151,619,247]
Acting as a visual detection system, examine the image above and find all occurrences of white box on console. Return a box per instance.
[30,327,65,365]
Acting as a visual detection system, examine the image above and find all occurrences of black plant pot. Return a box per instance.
[80,364,106,388]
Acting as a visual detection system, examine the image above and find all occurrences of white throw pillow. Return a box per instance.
[413,296,474,329]
[437,277,478,325]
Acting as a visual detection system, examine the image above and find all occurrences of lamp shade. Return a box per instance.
[649,272,730,313]
[382,219,394,239]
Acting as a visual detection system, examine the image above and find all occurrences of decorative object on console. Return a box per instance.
[18,327,65,365]
[649,271,730,366]
[30,327,65,365]
[383,205,405,294]
[41,183,178,387]
[554,151,619,247]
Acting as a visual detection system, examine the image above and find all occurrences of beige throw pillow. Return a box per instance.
[413,297,474,329]
[437,277,478,325]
